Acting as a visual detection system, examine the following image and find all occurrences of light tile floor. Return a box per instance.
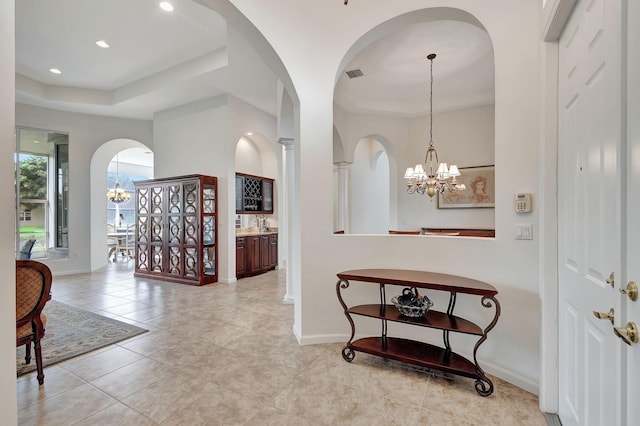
[17,263,547,425]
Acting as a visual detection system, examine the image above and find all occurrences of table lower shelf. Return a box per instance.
[347,336,479,379]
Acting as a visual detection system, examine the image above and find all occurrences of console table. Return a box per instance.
[336,268,500,396]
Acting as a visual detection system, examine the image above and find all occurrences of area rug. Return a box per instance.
[17,300,148,376]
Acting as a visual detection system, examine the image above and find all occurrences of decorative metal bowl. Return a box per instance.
[391,295,434,318]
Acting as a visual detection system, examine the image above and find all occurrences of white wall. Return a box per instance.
[223,0,542,393]
[235,137,263,175]
[153,94,277,283]
[337,104,494,232]
[1,0,17,422]
[401,104,495,230]
[15,104,153,275]
[350,138,389,234]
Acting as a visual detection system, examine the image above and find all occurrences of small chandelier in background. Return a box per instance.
[106,153,131,204]
[404,53,465,199]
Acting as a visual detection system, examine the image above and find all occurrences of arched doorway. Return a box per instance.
[90,139,152,271]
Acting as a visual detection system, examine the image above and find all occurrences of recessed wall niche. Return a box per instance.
[333,18,495,235]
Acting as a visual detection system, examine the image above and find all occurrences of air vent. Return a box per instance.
[345,68,364,79]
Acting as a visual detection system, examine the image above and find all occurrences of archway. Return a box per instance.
[333,13,495,234]
[350,138,390,234]
[235,132,279,227]
[90,139,152,271]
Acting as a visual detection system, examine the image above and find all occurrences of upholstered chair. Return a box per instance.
[16,260,52,385]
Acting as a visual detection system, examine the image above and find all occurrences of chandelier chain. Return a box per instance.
[429,55,433,147]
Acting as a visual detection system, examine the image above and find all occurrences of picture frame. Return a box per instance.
[437,165,495,209]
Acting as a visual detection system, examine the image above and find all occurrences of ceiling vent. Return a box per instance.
[345,68,364,79]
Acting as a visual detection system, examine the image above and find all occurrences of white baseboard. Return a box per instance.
[292,324,302,343]
[282,295,294,304]
[298,333,349,345]
[476,358,539,395]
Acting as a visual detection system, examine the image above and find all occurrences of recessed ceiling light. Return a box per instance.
[96,40,110,48]
[246,132,253,136]
[49,68,62,74]
[159,2,174,12]
[33,140,40,144]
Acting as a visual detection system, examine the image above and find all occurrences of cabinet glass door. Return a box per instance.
[203,184,215,213]
[263,180,273,212]
[203,246,215,276]
[203,216,215,245]
[235,176,244,212]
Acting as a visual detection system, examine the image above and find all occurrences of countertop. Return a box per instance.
[235,228,278,237]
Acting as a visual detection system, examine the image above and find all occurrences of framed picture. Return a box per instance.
[437,165,495,209]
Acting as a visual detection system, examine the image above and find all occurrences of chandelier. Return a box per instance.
[404,53,465,199]
[106,153,131,204]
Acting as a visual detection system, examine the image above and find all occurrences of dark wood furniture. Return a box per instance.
[336,268,500,396]
[134,174,218,286]
[422,228,495,237]
[16,260,53,385]
[236,232,278,278]
[388,230,421,235]
[235,172,274,214]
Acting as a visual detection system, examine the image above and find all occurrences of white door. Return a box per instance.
[557,0,625,425]
[624,0,640,421]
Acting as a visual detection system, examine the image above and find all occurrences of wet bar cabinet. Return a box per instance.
[336,269,500,396]
[134,174,217,286]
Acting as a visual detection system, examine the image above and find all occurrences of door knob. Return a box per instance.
[620,281,638,302]
[613,322,639,346]
[606,272,615,288]
[593,308,615,324]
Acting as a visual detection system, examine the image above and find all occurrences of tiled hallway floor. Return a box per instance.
[17,263,546,425]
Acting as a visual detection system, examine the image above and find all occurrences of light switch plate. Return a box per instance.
[516,224,533,240]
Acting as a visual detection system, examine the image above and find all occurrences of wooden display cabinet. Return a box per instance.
[134,174,217,286]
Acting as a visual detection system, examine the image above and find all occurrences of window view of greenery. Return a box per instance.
[16,127,69,259]
[18,153,47,257]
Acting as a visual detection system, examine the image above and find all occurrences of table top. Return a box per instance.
[337,268,497,296]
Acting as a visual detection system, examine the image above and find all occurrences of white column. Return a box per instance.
[335,161,352,233]
[278,137,295,304]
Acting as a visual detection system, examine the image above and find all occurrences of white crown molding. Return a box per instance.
[16,48,229,108]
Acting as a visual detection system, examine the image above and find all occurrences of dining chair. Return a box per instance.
[119,224,135,261]
[107,223,118,261]
[18,239,36,259]
[16,260,53,385]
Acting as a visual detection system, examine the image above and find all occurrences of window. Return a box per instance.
[15,127,69,259]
